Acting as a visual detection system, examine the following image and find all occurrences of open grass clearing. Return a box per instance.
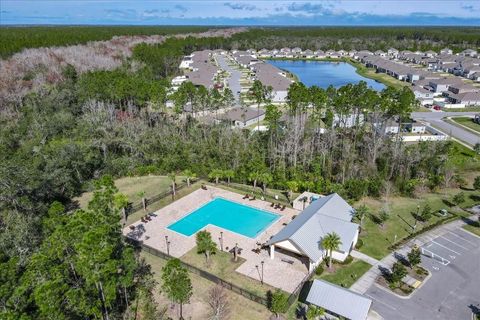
[75,175,182,208]
[181,247,280,298]
[356,188,476,260]
[316,259,371,288]
[141,251,271,320]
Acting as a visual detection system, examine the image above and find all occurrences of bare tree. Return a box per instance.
[208,285,230,320]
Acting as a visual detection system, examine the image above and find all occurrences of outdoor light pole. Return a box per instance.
[165,235,170,255]
[220,231,224,251]
[261,260,264,285]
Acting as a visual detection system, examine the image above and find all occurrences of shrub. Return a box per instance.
[315,264,324,276]
[338,256,353,265]
[355,239,364,249]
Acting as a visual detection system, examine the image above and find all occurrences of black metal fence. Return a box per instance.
[126,181,190,215]
[137,241,270,306]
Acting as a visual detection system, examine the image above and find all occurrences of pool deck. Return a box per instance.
[123,186,309,293]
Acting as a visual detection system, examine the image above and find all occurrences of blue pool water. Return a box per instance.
[267,60,386,91]
[167,198,279,238]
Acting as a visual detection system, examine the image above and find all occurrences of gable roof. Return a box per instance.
[266,193,358,262]
[307,280,372,320]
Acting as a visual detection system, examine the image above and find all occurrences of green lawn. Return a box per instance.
[450,117,480,134]
[316,260,371,288]
[141,251,271,320]
[463,224,480,237]
[75,175,182,207]
[356,188,476,260]
[181,247,281,298]
[347,59,410,90]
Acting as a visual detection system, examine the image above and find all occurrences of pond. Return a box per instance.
[267,60,386,91]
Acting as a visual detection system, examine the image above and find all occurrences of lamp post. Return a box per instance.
[261,260,264,285]
[165,236,170,255]
[220,232,224,251]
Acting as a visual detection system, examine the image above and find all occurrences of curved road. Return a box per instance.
[412,111,480,147]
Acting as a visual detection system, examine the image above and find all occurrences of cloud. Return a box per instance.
[174,4,188,13]
[287,2,329,14]
[224,2,257,11]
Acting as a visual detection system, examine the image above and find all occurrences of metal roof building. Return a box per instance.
[266,193,359,271]
[306,279,372,320]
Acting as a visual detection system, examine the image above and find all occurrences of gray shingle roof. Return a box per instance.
[306,279,372,320]
[266,193,358,262]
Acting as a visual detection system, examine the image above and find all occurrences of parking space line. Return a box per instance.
[447,231,477,246]
[431,240,461,255]
[439,235,470,250]
[365,294,397,311]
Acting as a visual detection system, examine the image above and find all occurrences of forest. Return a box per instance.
[2,26,479,59]
[0,28,474,319]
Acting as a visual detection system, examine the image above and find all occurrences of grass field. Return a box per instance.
[356,189,474,260]
[450,117,480,134]
[316,259,371,288]
[181,247,280,297]
[141,251,271,320]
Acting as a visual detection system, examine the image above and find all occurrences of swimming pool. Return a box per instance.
[167,198,279,238]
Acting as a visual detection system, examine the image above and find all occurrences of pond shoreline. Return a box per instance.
[265,57,406,90]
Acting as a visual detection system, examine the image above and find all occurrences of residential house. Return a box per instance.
[447,92,480,106]
[217,107,265,128]
[410,86,434,105]
[314,50,326,59]
[374,50,386,57]
[251,63,293,102]
[461,49,478,57]
[440,48,453,55]
[303,49,314,59]
[387,48,399,58]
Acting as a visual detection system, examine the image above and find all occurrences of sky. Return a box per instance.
[1,1,480,26]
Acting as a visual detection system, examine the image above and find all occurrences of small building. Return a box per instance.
[267,193,359,272]
[440,48,453,55]
[461,49,478,57]
[306,279,372,320]
[292,192,323,211]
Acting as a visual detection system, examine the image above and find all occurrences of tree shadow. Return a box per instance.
[442,199,455,207]
[468,304,480,316]
[469,194,480,202]
[397,214,414,229]
[460,186,475,191]
[394,252,410,267]
[369,213,382,225]
[461,216,480,227]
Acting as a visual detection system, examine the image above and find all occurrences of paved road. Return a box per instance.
[216,54,241,105]
[364,227,480,320]
[412,111,480,146]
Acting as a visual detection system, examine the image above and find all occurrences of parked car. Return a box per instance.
[433,105,441,111]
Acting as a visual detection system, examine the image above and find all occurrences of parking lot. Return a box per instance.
[366,228,480,320]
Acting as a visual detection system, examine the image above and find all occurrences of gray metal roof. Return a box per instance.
[219,107,265,122]
[266,193,359,262]
[306,279,372,320]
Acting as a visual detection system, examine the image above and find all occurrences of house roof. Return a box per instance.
[306,280,372,320]
[219,107,265,122]
[266,193,358,262]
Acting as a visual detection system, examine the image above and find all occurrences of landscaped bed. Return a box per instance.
[180,247,280,298]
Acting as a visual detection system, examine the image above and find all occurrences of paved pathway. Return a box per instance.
[216,54,241,105]
[412,111,480,147]
[350,217,471,294]
[351,250,380,265]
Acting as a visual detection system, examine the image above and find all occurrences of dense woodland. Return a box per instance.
[0,28,473,319]
[2,26,479,58]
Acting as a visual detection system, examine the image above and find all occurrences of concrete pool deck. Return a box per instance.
[123,186,309,293]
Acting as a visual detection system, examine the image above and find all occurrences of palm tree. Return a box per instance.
[223,169,234,185]
[137,191,146,211]
[208,169,224,185]
[248,171,262,192]
[354,204,369,228]
[249,80,272,131]
[259,172,273,194]
[321,232,342,269]
[168,172,176,197]
[182,169,196,187]
[285,180,299,202]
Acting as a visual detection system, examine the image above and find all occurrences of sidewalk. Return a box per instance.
[350,217,469,294]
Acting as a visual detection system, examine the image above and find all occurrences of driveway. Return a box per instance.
[412,111,480,147]
[216,54,241,105]
[364,228,480,320]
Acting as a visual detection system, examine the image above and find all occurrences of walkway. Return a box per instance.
[216,54,241,105]
[350,217,472,294]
